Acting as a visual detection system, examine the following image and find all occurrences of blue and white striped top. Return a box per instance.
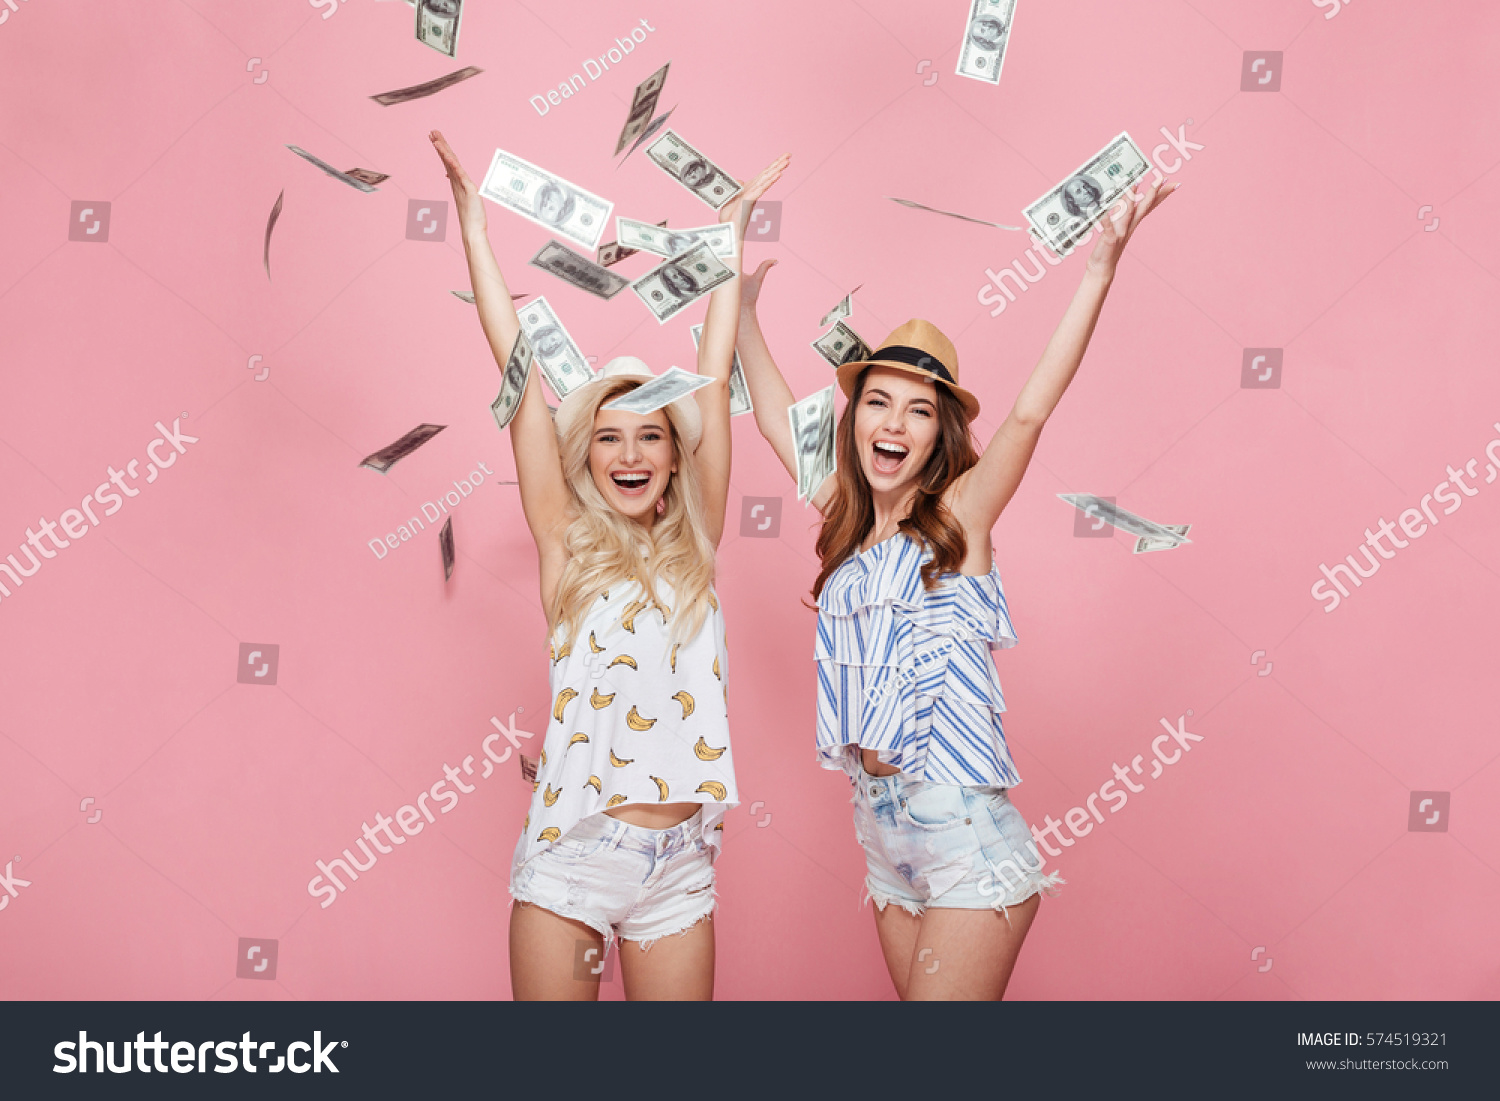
[815,531,1022,787]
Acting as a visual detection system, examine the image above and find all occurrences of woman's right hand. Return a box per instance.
[429,130,487,234]
[739,258,777,314]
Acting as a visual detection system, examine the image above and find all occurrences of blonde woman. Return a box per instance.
[430,130,788,1001]
[736,177,1177,999]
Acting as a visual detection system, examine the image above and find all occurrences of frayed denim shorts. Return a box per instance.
[844,755,1064,922]
[509,809,716,955]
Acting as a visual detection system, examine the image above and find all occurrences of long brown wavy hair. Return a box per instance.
[811,369,979,602]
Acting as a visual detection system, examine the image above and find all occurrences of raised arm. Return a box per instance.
[429,131,571,565]
[736,258,837,514]
[952,178,1180,533]
[693,153,790,546]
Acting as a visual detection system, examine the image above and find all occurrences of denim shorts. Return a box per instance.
[844,756,1064,922]
[509,809,716,954]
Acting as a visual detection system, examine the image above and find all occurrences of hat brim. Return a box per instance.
[551,371,705,454]
[834,358,981,421]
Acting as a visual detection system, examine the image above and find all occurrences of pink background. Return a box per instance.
[2,0,1499,1000]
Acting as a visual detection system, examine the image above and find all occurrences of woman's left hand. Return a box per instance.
[1086,177,1179,278]
[719,153,792,238]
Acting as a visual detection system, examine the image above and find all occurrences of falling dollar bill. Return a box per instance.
[451,290,530,303]
[818,284,864,329]
[691,323,753,418]
[520,754,538,784]
[286,145,378,192]
[1134,523,1192,554]
[789,385,837,502]
[343,168,390,187]
[264,189,283,279]
[517,296,595,398]
[811,321,873,368]
[955,0,1017,84]
[887,197,1020,229]
[629,241,735,325]
[620,104,677,164]
[617,217,736,259]
[615,63,670,155]
[360,424,447,474]
[490,330,534,431]
[600,366,715,416]
[370,65,483,106]
[645,130,742,210]
[416,0,463,56]
[439,516,455,581]
[479,149,613,251]
[1057,493,1191,545]
[528,239,630,300]
[1025,132,1151,253]
[597,220,666,267]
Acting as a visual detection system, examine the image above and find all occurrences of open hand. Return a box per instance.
[719,153,792,239]
[739,258,777,312]
[429,130,487,233]
[1086,177,1179,277]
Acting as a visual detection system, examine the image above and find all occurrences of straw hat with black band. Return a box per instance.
[833,318,981,422]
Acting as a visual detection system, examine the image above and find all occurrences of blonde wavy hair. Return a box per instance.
[549,377,717,653]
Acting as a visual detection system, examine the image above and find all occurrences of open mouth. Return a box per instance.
[870,440,908,476]
[610,470,652,496]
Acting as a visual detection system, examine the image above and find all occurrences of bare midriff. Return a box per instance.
[604,801,702,829]
[860,747,901,777]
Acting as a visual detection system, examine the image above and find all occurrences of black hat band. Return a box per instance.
[865,344,956,385]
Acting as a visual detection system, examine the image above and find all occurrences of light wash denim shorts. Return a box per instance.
[844,755,1064,922]
[509,809,716,954]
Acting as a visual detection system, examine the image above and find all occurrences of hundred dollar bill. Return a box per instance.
[519,754,538,784]
[811,321,872,368]
[370,65,483,106]
[528,239,630,300]
[955,0,1017,84]
[517,296,595,398]
[615,63,670,155]
[490,330,534,432]
[789,385,836,502]
[690,323,753,418]
[598,219,665,267]
[286,145,378,192]
[1025,132,1151,253]
[1133,523,1191,555]
[479,149,613,251]
[264,189,283,279]
[887,196,1020,229]
[818,284,864,329]
[439,516,455,581]
[601,366,715,416]
[450,290,530,303]
[645,130,742,210]
[617,217,736,259]
[360,423,447,474]
[1057,493,1191,545]
[416,0,463,57]
[629,241,735,325]
[343,167,389,187]
[620,104,677,164]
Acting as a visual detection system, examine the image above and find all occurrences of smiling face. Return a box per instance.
[588,406,678,525]
[852,367,941,496]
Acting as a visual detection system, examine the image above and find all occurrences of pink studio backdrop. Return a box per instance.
[2,0,1499,1001]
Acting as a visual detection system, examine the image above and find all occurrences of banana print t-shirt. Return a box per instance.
[515,574,739,869]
